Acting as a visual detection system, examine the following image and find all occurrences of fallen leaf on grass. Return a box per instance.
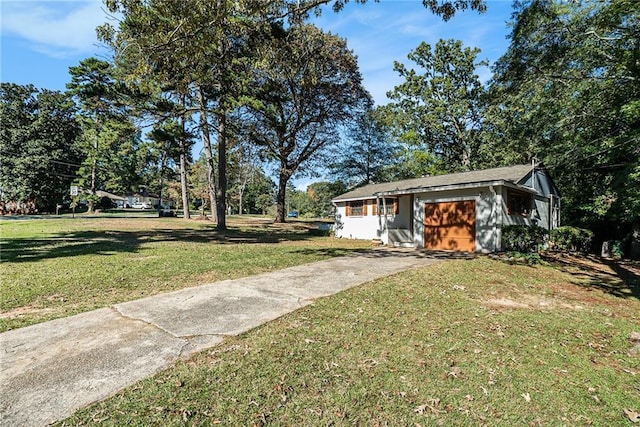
[414,398,442,415]
[361,358,379,369]
[447,366,462,378]
[623,408,640,423]
[521,393,531,402]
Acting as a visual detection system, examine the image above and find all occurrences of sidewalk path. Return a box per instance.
[1,249,440,427]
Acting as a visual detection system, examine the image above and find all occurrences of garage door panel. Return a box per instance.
[424,201,475,252]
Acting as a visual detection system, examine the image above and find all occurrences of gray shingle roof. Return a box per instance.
[332,164,533,201]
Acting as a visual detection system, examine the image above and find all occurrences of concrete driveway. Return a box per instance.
[0,249,440,427]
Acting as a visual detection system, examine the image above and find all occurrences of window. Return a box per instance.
[507,190,532,216]
[346,200,364,216]
[373,198,398,216]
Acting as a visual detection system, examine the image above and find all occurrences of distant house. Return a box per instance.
[125,192,160,209]
[331,164,561,252]
[95,190,127,207]
[124,192,174,209]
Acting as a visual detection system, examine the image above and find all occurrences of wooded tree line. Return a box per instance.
[1,0,637,242]
[336,0,639,242]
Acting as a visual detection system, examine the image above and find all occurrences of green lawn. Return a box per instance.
[58,257,640,426]
[3,216,639,425]
[0,216,371,331]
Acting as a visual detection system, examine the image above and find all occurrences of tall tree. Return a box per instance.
[306,181,347,217]
[147,120,191,215]
[98,0,485,226]
[67,57,138,212]
[246,24,369,222]
[487,0,640,238]
[99,0,268,229]
[330,108,400,188]
[384,39,489,173]
[227,140,261,215]
[0,84,82,212]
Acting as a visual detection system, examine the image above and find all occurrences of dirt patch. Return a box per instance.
[542,253,640,300]
[482,254,639,312]
[630,332,640,356]
[0,305,55,320]
[483,295,584,311]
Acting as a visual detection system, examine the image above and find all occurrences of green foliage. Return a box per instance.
[67,57,143,211]
[501,224,548,253]
[384,39,489,172]
[97,0,484,227]
[306,181,346,217]
[245,24,369,222]
[549,226,594,254]
[503,251,545,265]
[226,143,275,215]
[611,240,624,259]
[329,107,400,187]
[0,83,82,212]
[385,146,444,181]
[487,0,640,232]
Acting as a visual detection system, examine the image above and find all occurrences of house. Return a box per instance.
[95,190,127,208]
[125,192,158,208]
[331,164,560,252]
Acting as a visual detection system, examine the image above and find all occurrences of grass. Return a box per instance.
[58,257,640,426]
[0,216,371,332]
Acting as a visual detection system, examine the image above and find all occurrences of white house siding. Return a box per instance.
[413,186,500,252]
[335,197,412,244]
[334,200,384,242]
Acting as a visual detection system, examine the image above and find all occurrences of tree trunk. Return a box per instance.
[157,152,165,217]
[179,95,190,219]
[215,111,227,230]
[88,128,99,213]
[196,85,217,221]
[179,150,189,219]
[275,166,292,223]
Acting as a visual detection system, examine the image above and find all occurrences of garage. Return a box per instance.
[424,201,476,252]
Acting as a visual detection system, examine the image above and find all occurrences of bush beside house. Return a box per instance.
[502,225,548,253]
[549,226,594,254]
[502,225,596,256]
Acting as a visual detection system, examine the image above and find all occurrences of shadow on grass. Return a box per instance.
[543,254,640,300]
[291,247,480,260]
[1,227,319,264]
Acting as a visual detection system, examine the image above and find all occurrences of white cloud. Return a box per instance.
[1,0,110,58]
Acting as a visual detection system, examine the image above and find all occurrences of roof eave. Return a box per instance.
[332,180,540,202]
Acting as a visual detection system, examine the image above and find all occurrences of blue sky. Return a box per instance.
[2,0,515,103]
[1,0,515,187]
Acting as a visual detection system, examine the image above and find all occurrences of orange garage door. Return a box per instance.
[424,201,476,252]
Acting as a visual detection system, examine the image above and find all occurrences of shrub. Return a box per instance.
[501,224,548,253]
[611,240,624,258]
[98,196,115,210]
[549,226,594,253]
